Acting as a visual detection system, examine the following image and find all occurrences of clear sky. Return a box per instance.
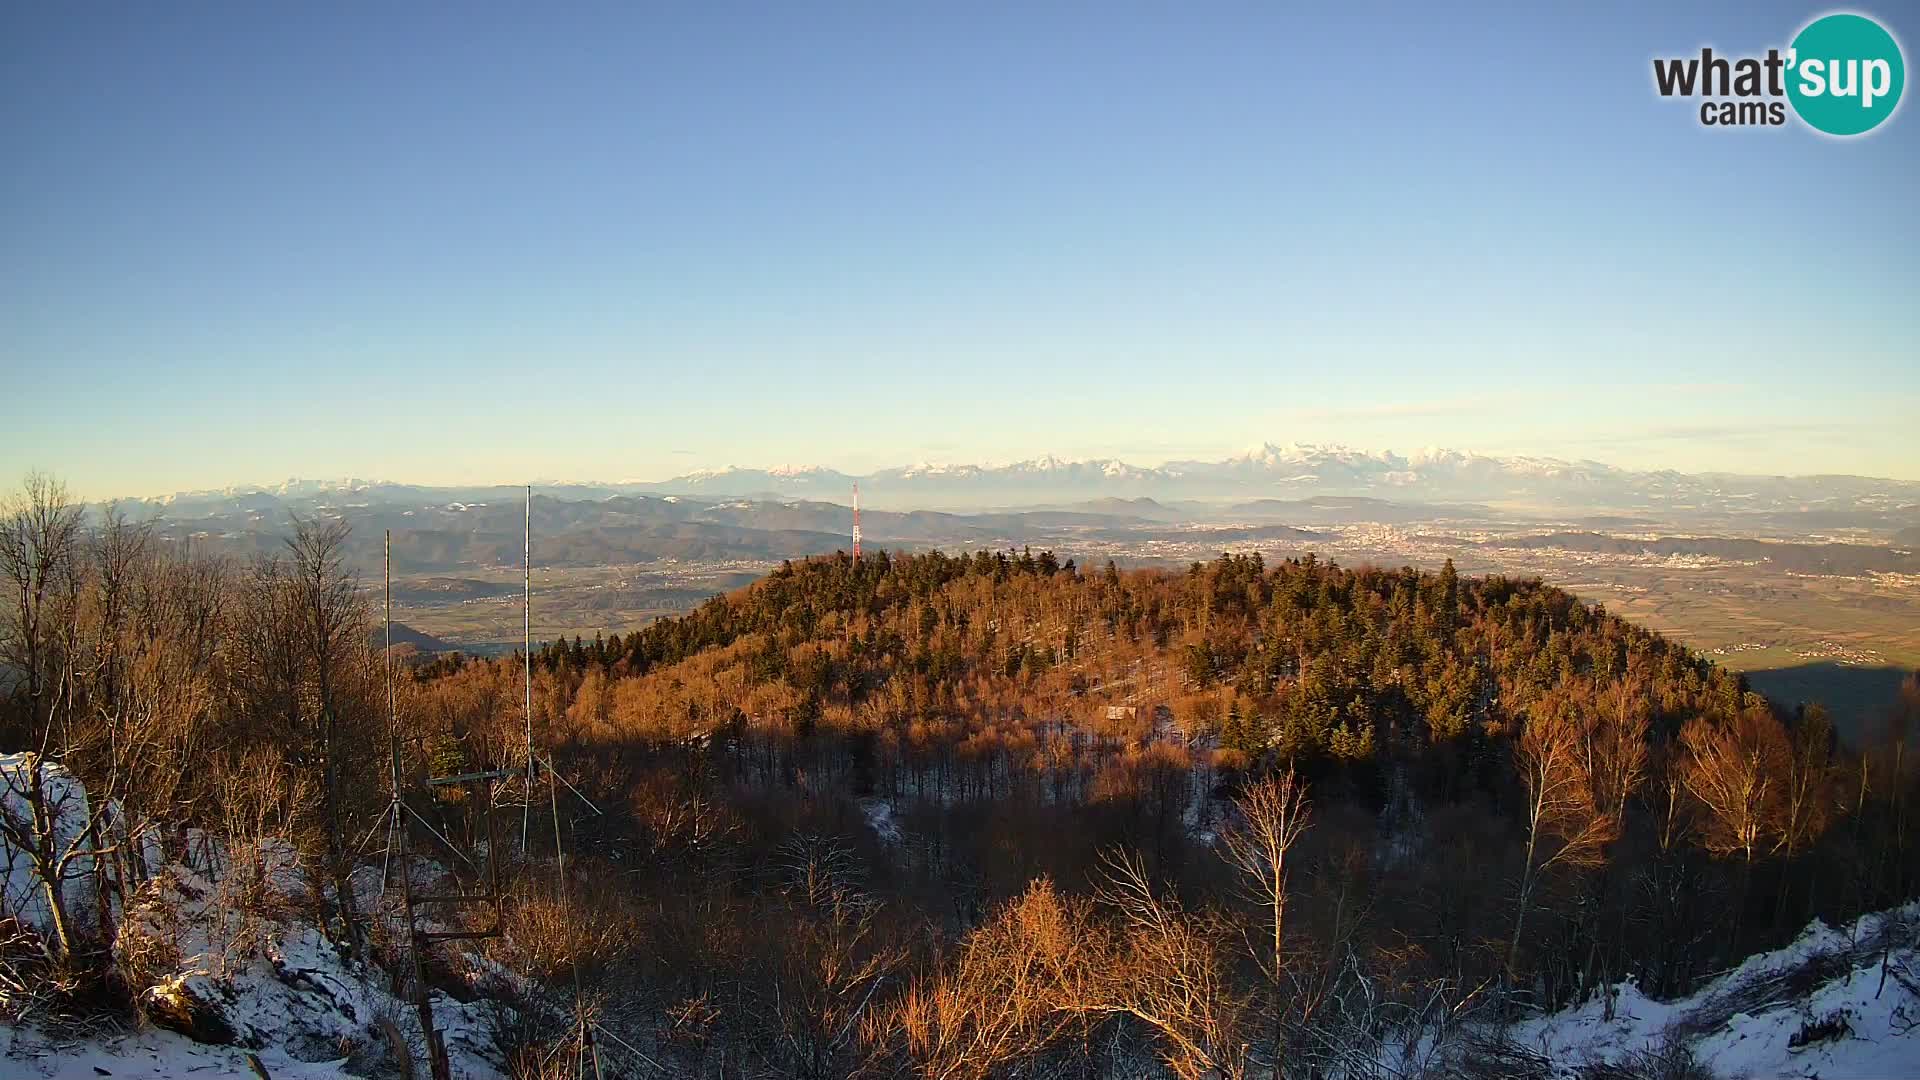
[3,3,1916,498]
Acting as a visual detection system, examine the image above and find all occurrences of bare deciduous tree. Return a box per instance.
[0,473,83,721]
[874,878,1098,1080]
[1589,673,1651,827]
[227,515,370,954]
[1776,705,1834,860]
[760,835,904,1080]
[1220,767,1311,1066]
[0,474,103,965]
[1507,697,1614,991]
[1681,702,1791,952]
[1680,705,1788,866]
[1092,848,1251,1080]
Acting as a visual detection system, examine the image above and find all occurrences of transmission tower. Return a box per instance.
[852,480,862,560]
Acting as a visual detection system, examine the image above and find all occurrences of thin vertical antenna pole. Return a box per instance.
[523,485,534,854]
[381,531,400,885]
[852,480,861,560]
[551,714,577,1003]
[386,530,393,739]
[385,531,400,802]
[515,490,597,1073]
[386,529,399,792]
[387,530,441,1079]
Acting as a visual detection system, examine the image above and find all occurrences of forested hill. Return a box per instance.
[10,490,1913,1076]
[407,547,1914,1030]
[508,549,1742,778]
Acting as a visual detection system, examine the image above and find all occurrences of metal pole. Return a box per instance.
[389,531,447,1080]
[393,736,443,1080]
[547,688,589,1076]
[385,532,405,807]
[520,489,593,1070]
[523,485,535,855]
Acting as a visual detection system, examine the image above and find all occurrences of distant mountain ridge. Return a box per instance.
[126,443,1920,518]
[651,444,1920,515]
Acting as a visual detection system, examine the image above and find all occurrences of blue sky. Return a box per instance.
[3,3,1916,498]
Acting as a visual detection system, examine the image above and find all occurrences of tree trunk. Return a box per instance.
[1506,824,1540,997]
[88,812,116,950]
[22,763,79,965]
[320,705,361,959]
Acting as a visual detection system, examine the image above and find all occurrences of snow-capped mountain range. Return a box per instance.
[128,443,1920,517]
[639,443,1919,512]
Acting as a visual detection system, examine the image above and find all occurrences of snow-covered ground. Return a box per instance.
[1514,903,1920,1078]
[7,855,508,1079]
[2,753,108,938]
[3,752,517,1080]
[2,1022,396,1080]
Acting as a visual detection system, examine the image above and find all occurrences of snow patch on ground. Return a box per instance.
[1514,902,1920,1078]
[5,856,509,1079]
[859,797,902,846]
[2,1022,378,1080]
[2,753,105,939]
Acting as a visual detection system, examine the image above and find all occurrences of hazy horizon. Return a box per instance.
[43,436,1920,505]
[5,4,1917,496]
[25,434,1920,504]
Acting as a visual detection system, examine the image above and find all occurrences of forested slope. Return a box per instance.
[6,470,1916,1076]
[400,548,1917,1073]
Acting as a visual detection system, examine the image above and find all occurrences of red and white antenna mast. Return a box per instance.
[852,481,862,560]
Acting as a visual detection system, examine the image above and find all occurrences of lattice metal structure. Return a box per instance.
[382,530,509,1080]
[377,496,618,1080]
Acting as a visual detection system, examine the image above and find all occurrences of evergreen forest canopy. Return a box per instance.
[4,472,1917,1078]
